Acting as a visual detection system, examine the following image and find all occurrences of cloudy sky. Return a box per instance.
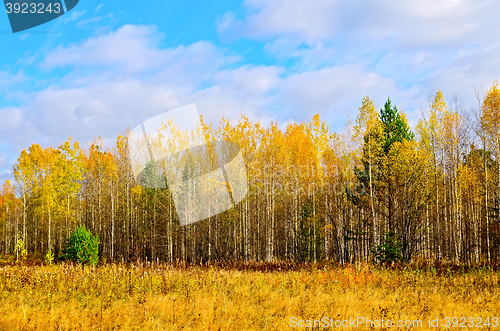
[1,0,499,182]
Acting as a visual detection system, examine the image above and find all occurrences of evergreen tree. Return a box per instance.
[293,198,323,262]
[380,98,415,154]
[64,225,100,266]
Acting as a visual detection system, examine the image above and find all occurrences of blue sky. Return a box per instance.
[1,0,500,181]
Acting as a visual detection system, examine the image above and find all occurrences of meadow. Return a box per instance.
[1,259,500,330]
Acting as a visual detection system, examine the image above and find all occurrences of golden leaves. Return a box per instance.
[480,80,500,148]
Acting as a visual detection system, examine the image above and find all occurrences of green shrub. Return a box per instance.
[64,225,100,266]
[371,231,403,264]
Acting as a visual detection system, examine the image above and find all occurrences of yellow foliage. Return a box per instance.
[481,80,500,150]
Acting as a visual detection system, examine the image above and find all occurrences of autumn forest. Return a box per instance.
[2,81,500,266]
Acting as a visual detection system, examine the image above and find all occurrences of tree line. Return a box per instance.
[1,81,500,264]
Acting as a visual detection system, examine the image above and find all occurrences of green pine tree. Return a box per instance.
[64,225,100,266]
[294,198,324,262]
[380,98,415,154]
[354,97,416,261]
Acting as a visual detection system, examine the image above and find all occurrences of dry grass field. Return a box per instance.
[0,258,500,330]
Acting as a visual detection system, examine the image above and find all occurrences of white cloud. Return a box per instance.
[0,70,27,88]
[63,10,86,23]
[219,0,496,48]
[43,24,240,76]
[43,25,167,72]
[276,65,406,125]
[76,13,115,30]
[95,4,104,14]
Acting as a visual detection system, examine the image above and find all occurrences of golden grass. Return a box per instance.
[0,261,499,330]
